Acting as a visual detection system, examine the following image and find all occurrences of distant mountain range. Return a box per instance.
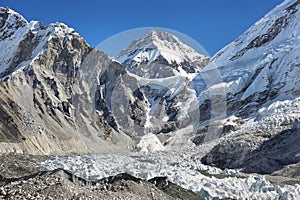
[0,0,299,177]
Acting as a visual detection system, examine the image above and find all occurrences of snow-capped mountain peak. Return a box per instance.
[114,30,209,78]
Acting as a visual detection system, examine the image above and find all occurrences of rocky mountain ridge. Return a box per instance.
[0,7,215,154]
[0,7,133,154]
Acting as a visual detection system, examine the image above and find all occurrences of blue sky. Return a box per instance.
[1,0,284,56]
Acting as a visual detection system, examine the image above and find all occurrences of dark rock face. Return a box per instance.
[202,128,300,175]
[1,32,39,79]
[244,128,300,174]
[125,57,178,79]
[148,176,204,200]
[0,97,22,143]
[97,58,199,138]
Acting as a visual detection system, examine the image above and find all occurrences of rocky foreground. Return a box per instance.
[1,153,300,199]
[0,153,203,200]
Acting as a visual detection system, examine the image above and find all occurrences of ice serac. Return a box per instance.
[114,30,210,78]
[0,7,133,155]
[200,0,300,175]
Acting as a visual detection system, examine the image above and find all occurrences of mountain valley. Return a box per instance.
[0,0,300,199]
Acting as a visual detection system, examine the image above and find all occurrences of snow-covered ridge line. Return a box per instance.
[208,0,300,114]
[114,29,209,77]
[117,30,206,59]
[0,7,86,81]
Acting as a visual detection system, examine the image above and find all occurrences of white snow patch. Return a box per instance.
[241,65,270,100]
[136,133,165,152]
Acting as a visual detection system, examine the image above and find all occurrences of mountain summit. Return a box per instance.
[114,30,209,78]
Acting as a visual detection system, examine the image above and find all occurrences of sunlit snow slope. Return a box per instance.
[114,30,209,78]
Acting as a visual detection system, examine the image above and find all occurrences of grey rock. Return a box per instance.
[202,128,300,175]
[0,8,134,155]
